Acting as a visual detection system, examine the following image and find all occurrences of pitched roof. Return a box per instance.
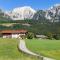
[0,30,27,34]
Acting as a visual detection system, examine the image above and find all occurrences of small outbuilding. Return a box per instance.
[36,35,47,39]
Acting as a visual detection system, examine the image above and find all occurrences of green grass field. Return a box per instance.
[26,39,60,60]
[0,38,38,60]
[0,38,60,60]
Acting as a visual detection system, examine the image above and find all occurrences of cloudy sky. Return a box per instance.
[0,0,60,10]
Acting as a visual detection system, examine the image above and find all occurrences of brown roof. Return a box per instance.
[0,30,27,34]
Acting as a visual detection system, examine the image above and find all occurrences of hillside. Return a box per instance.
[0,20,60,35]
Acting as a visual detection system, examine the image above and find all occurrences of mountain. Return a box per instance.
[5,6,36,20]
[45,4,60,22]
[32,4,60,22]
[33,10,46,21]
[0,9,12,22]
[0,4,60,22]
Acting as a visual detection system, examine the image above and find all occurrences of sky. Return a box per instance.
[0,0,60,10]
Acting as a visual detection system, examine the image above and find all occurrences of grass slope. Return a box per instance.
[26,39,60,60]
[0,38,38,60]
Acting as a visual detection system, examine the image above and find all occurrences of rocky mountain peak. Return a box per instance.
[5,6,36,20]
[45,4,60,22]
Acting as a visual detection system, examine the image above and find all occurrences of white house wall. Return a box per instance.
[2,33,26,38]
[3,35,7,38]
[12,34,19,38]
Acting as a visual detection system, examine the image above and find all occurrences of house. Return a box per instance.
[0,30,27,38]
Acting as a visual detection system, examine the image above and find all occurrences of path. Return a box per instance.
[18,39,55,60]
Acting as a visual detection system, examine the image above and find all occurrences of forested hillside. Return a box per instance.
[0,19,60,39]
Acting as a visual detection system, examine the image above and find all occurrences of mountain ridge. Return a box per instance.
[0,4,60,22]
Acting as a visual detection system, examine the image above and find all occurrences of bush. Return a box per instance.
[26,32,34,39]
[53,34,60,40]
[45,32,53,39]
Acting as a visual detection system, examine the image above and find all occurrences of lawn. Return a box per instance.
[0,38,60,60]
[0,38,38,60]
[26,39,60,60]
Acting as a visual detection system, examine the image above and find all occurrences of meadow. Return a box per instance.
[0,38,38,60]
[0,38,60,60]
[26,39,60,60]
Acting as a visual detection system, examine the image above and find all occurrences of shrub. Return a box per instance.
[26,32,34,39]
[53,34,60,40]
[45,32,53,39]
